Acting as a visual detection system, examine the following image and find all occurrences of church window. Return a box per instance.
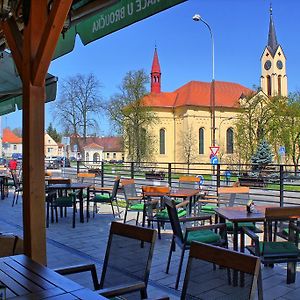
[86,152,89,161]
[226,128,234,154]
[199,128,204,154]
[267,75,272,96]
[278,75,282,96]
[159,128,166,154]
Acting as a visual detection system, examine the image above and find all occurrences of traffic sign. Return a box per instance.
[279,146,285,156]
[210,146,220,156]
[210,156,218,165]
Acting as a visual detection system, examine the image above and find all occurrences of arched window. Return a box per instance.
[199,127,204,154]
[93,153,100,162]
[159,128,166,154]
[226,128,234,154]
[267,75,272,96]
[86,152,89,161]
[278,75,282,96]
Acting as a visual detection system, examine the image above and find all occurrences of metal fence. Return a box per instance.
[53,160,300,207]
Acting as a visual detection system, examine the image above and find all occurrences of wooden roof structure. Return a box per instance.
[0,0,186,265]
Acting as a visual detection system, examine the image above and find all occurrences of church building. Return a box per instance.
[141,8,287,164]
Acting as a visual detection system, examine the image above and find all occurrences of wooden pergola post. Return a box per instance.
[1,0,72,265]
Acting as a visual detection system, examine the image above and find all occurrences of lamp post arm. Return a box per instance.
[201,19,214,80]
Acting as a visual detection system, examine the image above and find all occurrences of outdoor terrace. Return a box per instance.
[1,162,300,299]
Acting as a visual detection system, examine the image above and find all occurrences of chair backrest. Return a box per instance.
[122,179,138,201]
[111,176,120,199]
[0,235,24,257]
[99,222,157,294]
[11,170,20,188]
[181,241,262,300]
[142,185,170,195]
[265,207,300,221]
[218,186,250,207]
[179,176,200,190]
[164,196,184,244]
[77,172,96,183]
[47,178,71,185]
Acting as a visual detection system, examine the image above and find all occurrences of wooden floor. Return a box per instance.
[0,194,300,299]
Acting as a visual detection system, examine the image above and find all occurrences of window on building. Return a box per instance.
[47,148,52,153]
[159,128,166,154]
[107,153,110,158]
[86,153,89,161]
[113,153,116,158]
[199,127,204,154]
[278,75,282,96]
[13,145,17,150]
[267,75,272,96]
[226,128,234,154]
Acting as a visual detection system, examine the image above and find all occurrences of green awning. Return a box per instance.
[0,51,57,116]
[53,0,186,59]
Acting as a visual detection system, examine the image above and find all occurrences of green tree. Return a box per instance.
[107,69,157,163]
[46,123,61,143]
[251,139,273,172]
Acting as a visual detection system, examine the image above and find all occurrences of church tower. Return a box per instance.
[151,47,161,93]
[260,6,287,97]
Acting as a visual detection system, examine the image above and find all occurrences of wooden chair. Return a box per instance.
[178,176,201,190]
[181,241,263,300]
[122,179,145,225]
[0,234,24,257]
[164,196,226,289]
[241,206,300,284]
[89,176,120,218]
[55,221,157,299]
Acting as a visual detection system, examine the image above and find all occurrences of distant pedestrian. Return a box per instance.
[8,159,17,171]
[224,168,231,185]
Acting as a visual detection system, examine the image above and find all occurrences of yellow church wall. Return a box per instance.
[148,106,239,166]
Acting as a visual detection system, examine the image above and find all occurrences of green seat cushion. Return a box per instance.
[226,221,256,231]
[200,204,217,212]
[282,228,300,238]
[186,230,221,244]
[93,194,110,202]
[259,241,299,257]
[156,208,186,219]
[129,203,144,211]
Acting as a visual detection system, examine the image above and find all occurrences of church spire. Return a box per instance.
[267,4,278,56]
[151,47,161,93]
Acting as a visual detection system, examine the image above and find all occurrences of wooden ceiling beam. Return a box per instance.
[32,0,72,86]
[1,18,23,75]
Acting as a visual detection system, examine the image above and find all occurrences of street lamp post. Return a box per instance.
[193,14,216,147]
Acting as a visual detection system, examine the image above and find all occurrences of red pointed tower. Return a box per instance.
[151,47,161,93]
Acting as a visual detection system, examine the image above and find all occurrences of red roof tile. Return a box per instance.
[142,80,253,108]
[84,143,103,150]
[3,128,22,143]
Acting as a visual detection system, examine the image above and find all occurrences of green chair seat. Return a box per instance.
[186,230,221,244]
[259,241,299,257]
[129,203,144,211]
[282,228,300,238]
[226,221,256,231]
[200,204,217,212]
[156,208,186,219]
[93,193,110,202]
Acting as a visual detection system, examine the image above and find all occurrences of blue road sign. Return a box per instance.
[279,146,285,156]
[210,156,218,165]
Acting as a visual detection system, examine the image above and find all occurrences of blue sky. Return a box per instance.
[3,0,300,135]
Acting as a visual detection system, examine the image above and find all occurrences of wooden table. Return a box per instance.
[0,255,107,299]
[47,183,91,224]
[143,187,202,214]
[215,206,268,251]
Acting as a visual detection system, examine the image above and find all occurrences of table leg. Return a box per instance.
[233,222,239,286]
[86,188,90,222]
[0,178,4,200]
[79,189,84,223]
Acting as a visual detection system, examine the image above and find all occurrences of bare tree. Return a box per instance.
[53,73,102,143]
[179,125,197,174]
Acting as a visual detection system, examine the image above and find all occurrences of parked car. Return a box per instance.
[46,157,71,169]
[0,157,7,167]
[12,153,22,160]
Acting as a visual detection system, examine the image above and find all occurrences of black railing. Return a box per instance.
[47,160,300,207]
